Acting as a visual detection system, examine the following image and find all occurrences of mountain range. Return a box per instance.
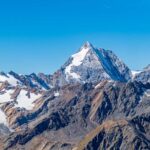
[0,42,150,150]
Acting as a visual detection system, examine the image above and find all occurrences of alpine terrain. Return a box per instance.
[0,42,150,150]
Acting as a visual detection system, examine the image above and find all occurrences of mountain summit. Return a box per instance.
[60,42,132,84]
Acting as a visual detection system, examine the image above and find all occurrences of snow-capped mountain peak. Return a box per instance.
[133,64,150,83]
[62,42,131,84]
[81,41,93,49]
[65,42,94,80]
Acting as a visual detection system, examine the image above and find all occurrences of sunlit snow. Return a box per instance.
[65,43,90,79]
[0,108,8,126]
[131,71,141,79]
[0,89,14,104]
[0,74,19,86]
[145,90,150,97]
[15,90,41,110]
[54,91,60,97]
[139,90,150,103]
[0,89,41,110]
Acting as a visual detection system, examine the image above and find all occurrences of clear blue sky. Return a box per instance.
[0,0,150,74]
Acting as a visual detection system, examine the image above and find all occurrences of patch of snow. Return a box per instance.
[31,80,46,90]
[95,80,113,89]
[65,44,90,79]
[0,108,8,126]
[140,90,150,103]
[0,107,14,131]
[131,70,141,79]
[145,90,150,97]
[95,82,103,89]
[15,90,41,110]
[0,74,19,86]
[139,98,143,103]
[0,89,14,104]
[54,91,60,97]
[49,84,54,88]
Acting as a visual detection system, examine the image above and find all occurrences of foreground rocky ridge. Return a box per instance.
[0,42,150,150]
[0,81,150,150]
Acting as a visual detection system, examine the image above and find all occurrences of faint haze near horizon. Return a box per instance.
[0,0,150,74]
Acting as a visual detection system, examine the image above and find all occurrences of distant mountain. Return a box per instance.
[0,71,52,90]
[53,42,132,86]
[0,42,132,88]
[132,64,150,83]
[0,42,150,150]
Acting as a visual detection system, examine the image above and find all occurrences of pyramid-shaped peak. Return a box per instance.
[64,42,132,83]
[82,41,93,49]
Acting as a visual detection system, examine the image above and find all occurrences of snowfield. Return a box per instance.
[14,90,41,110]
[0,108,8,126]
[131,70,141,79]
[0,89,41,110]
[65,42,91,79]
[54,91,60,97]
[0,89,14,103]
[0,74,20,86]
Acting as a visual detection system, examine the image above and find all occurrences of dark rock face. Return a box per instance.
[0,80,150,150]
[79,119,150,150]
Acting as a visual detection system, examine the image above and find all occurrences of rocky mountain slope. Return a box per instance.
[52,42,131,87]
[133,64,150,83]
[0,42,150,150]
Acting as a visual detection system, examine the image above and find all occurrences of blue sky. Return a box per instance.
[0,0,150,74]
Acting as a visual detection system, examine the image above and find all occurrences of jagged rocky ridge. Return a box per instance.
[52,42,132,86]
[0,42,150,150]
[133,64,150,83]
